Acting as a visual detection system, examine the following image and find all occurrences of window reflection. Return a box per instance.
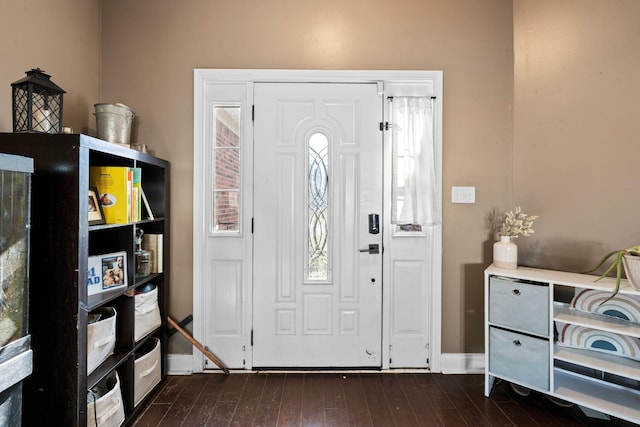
[213,107,241,232]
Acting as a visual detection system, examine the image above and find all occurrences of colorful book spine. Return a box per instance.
[131,167,142,221]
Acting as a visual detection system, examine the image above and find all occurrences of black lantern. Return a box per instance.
[11,68,65,133]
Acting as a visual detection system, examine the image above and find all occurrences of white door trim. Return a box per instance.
[193,69,443,372]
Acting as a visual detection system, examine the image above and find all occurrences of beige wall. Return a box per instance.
[0,0,101,134]
[513,0,640,273]
[13,1,635,357]
[100,0,514,354]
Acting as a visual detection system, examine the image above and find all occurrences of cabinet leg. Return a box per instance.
[484,374,495,397]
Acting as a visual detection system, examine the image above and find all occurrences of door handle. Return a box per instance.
[359,244,380,254]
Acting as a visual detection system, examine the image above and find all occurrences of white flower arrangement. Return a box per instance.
[500,206,539,238]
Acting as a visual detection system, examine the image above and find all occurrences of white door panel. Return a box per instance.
[202,259,243,368]
[389,259,430,367]
[195,82,253,370]
[383,84,439,369]
[253,82,383,367]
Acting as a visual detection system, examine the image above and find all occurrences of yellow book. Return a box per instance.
[130,167,142,221]
[90,166,132,224]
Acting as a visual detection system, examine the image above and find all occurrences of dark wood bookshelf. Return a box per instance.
[0,133,170,427]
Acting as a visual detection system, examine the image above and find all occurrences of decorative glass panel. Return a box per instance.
[212,106,241,232]
[307,132,329,281]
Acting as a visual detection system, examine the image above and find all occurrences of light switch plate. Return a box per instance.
[452,186,475,203]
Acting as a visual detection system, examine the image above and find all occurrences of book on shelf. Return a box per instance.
[90,166,132,224]
[142,233,163,273]
[87,251,128,295]
[131,167,142,222]
[140,186,154,220]
[90,166,143,224]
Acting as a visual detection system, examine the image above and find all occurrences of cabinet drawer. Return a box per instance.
[489,276,549,336]
[489,326,550,391]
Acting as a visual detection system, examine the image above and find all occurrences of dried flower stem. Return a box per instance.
[500,206,538,238]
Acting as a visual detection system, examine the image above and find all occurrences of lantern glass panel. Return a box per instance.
[31,90,62,133]
[12,87,29,131]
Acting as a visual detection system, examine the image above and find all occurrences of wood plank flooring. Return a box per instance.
[131,373,638,426]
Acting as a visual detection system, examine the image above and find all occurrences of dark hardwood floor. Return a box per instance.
[132,373,638,426]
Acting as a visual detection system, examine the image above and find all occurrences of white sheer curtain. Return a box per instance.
[390,96,440,226]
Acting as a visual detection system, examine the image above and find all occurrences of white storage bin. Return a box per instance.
[489,276,549,336]
[135,285,161,342]
[87,371,125,427]
[488,326,550,391]
[134,338,161,406]
[87,307,117,375]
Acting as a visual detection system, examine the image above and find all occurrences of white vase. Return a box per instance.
[493,236,517,269]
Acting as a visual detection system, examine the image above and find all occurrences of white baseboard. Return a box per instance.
[166,352,485,375]
[440,353,484,374]
[167,353,193,375]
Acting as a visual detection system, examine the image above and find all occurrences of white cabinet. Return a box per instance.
[485,265,640,424]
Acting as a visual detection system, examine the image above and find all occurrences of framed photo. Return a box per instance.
[88,187,105,225]
[87,251,128,295]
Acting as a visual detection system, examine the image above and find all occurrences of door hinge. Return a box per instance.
[379,122,390,131]
[251,217,254,233]
[252,105,255,121]
[251,329,254,346]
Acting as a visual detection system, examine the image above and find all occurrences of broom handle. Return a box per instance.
[167,316,230,374]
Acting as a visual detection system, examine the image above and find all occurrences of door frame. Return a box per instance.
[193,69,443,372]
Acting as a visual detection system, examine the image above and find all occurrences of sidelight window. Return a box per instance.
[212,106,241,233]
[390,96,440,232]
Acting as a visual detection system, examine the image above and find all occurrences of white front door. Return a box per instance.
[252,82,383,367]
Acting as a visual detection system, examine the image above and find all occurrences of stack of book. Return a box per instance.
[90,166,143,224]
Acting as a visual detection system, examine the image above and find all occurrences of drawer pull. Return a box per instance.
[513,339,522,347]
[512,289,521,296]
